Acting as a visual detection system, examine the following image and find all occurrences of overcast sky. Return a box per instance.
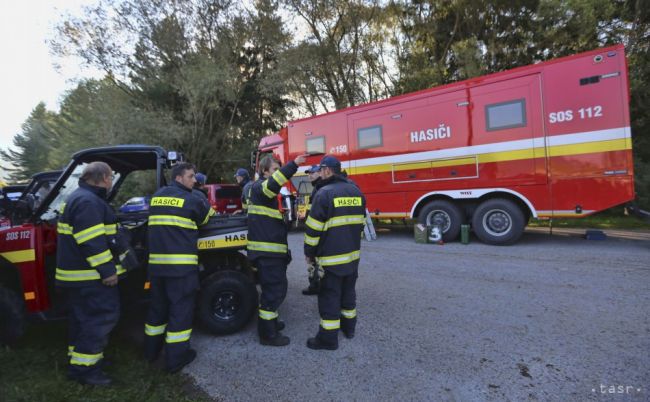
[0,1,99,180]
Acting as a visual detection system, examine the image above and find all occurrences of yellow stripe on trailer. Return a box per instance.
[352,138,632,176]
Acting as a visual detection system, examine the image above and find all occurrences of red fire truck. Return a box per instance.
[253,44,635,245]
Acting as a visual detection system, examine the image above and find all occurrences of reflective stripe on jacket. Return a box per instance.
[56,181,120,287]
[147,181,213,277]
[304,175,366,276]
[246,161,298,262]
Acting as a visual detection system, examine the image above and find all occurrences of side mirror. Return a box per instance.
[166,151,184,168]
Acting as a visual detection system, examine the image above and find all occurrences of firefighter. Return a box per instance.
[144,162,214,373]
[248,153,306,346]
[234,167,252,213]
[304,155,366,351]
[302,165,323,296]
[56,161,124,385]
[194,172,208,198]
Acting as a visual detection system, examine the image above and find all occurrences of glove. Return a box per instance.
[109,226,140,271]
[316,264,325,279]
[307,263,315,278]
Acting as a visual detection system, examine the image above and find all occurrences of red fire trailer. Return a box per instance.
[254,44,634,245]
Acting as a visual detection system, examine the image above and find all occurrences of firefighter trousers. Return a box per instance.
[144,272,199,370]
[66,282,120,378]
[256,258,288,338]
[317,270,358,346]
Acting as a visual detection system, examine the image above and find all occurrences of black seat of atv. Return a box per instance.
[201,215,247,234]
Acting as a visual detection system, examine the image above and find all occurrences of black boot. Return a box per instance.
[276,320,285,331]
[341,317,356,339]
[260,335,290,346]
[302,286,319,295]
[259,317,290,346]
[98,357,112,368]
[74,370,113,386]
[166,349,197,374]
[307,337,338,351]
[302,275,320,295]
[144,336,164,363]
[342,330,355,339]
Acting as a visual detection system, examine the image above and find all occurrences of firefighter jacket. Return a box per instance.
[247,161,299,262]
[304,175,366,276]
[241,179,253,211]
[56,181,123,287]
[147,181,214,277]
[306,177,323,212]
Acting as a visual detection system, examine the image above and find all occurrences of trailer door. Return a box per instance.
[469,74,546,186]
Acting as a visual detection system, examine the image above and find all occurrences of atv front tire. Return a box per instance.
[198,271,258,335]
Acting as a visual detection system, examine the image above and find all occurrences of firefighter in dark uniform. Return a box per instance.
[193,172,208,198]
[56,161,124,385]
[302,165,323,296]
[304,155,366,350]
[247,153,306,346]
[234,167,252,213]
[144,162,214,373]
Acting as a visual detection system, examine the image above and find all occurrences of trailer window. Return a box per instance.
[357,125,383,149]
[306,136,325,154]
[485,99,526,131]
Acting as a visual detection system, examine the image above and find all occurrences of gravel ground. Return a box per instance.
[187,229,650,401]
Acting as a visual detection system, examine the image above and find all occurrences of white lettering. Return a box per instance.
[409,124,453,143]
[438,123,448,138]
[4,231,28,241]
[550,105,605,124]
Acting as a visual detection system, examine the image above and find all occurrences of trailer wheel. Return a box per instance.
[198,271,258,335]
[472,198,525,245]
[418,200,463,242]
[0,286,25,345]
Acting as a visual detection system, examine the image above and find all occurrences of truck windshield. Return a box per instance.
[40,163,121,222]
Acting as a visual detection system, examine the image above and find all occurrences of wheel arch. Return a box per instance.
[411,193,457,220]
[198,250,255,281]
[411,188,537,221]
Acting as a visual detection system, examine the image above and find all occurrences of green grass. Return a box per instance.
[0,313,213,402]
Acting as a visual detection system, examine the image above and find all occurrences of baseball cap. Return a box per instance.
[319,155,341,171]
[305,165,320,174]
[195,172,207,184]
[234,168,249,178]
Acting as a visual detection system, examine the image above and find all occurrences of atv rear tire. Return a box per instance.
[0,286,25,345]
[198,271,258,335]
